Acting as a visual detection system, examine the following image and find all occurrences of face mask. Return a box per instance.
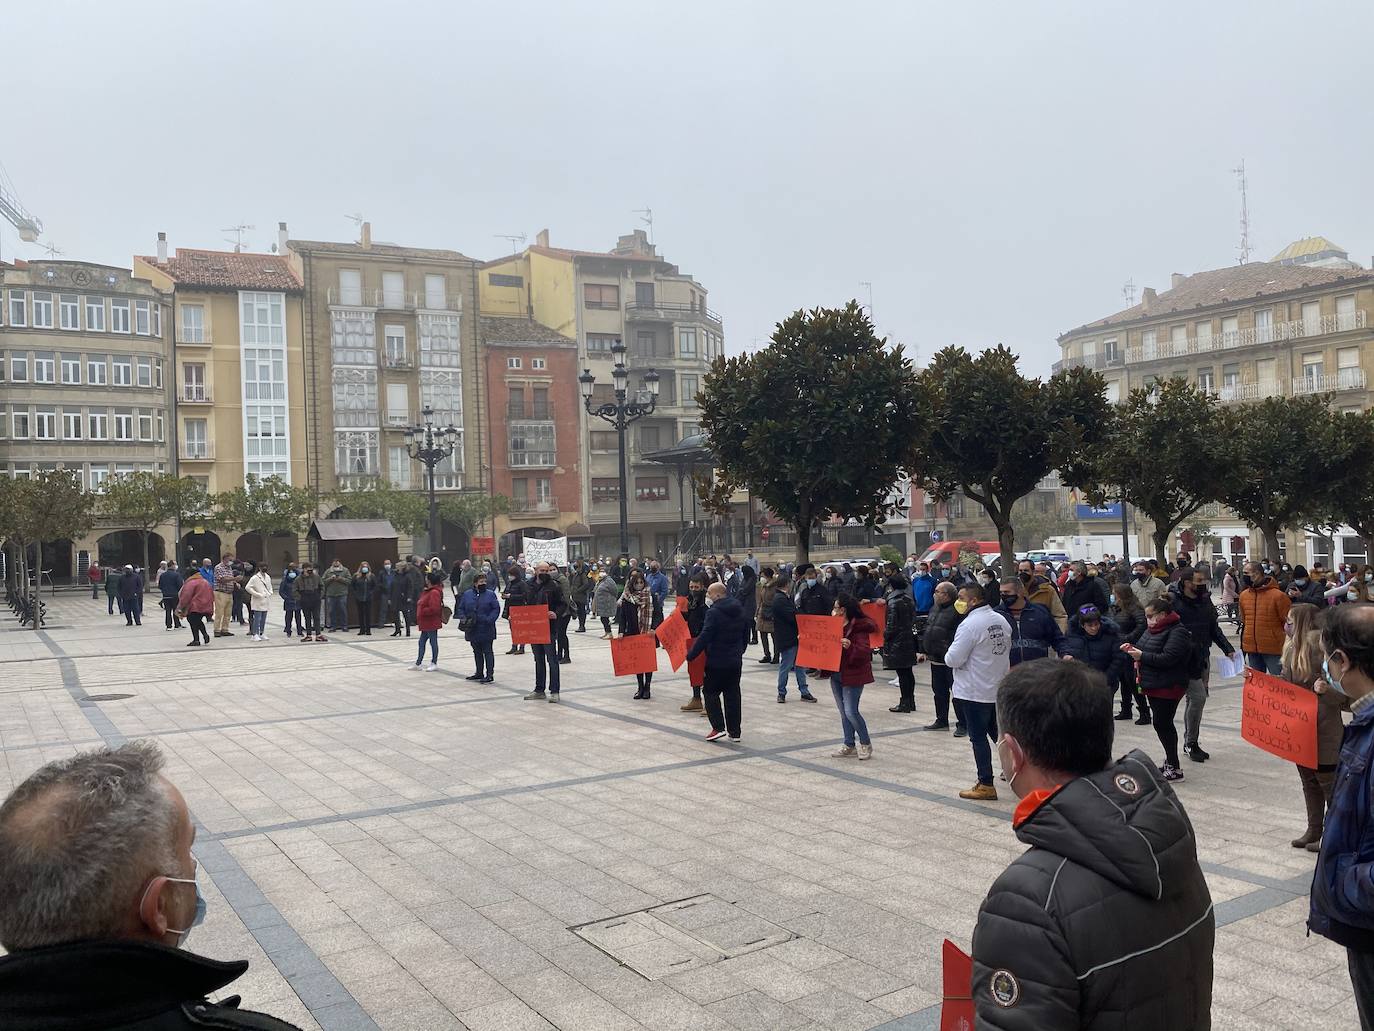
[953,600,969,615]
[145,863,206,947]
[539,573,551,583]
[361,566,369,573]
[1294,578,1307,586]
[997,739,1020,791]
[384,564,391,570]
[476,583,487,592]
[1348,590,1360,603]
[1323,654,1349,697]
[806,578,817,588]
[1134,571,1147,581]
[1019,572,1033,585]
[1366,573,1374,583]
[525,573,535,582]
[1000,595,1017,606]
[705,596,715,607]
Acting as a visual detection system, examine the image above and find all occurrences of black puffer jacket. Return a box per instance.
[972,750,1214,1030]
[881,587,916,669]
[1132,613,1194,698]
[922,598,963,663]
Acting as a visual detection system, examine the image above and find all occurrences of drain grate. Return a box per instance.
[571,894,794,980]
[82,693,135,702]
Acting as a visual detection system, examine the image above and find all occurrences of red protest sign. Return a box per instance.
[471,536,495,555]
[687,638,706,685]
[861,599,887,628]
[1241,666,1319,768]
[655,608,689,671]
[940,939,974,1031]
[796,614,843,671]
[675,594,688,614]
[611,633,660,676]
[509,604,551,644]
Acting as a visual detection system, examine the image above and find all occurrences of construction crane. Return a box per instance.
[0,161,43,243]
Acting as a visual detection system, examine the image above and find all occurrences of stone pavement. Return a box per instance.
[0,591,1357,1030]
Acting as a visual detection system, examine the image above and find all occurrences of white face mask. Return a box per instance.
[704,596,715,607]
[997,738,1021,793]
[141,861,206,947]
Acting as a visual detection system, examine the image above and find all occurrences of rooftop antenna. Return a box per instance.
[221,223,255,253]
[344,213,366,243]
[494,232,527,252]
[633,206,653,244]
[859,281,874,322]
[1122,277,1136,306]
[1232,160,1251,265]
[40,241,63,258]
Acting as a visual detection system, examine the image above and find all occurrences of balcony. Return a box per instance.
[178,385,212,403]
[335,472,381,491]
[1053,351,1120,373]
[385,411,411,427]
[383,351,414,370]
[1292,368,1368,395]
[180,441,214,461]
[379,291,464,312]
[625,300,723,329]
[176,326,211,346]
[510,497,559,515]
[506,402,554,420]
[1122,309,1367,364]
[509,450,556,469]
[327,287,380,307]
[1218,380,1285,403]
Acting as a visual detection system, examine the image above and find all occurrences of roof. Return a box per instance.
[480,316,575,347]
[135,249,303,292]
[1271,237,1347,263]
[1062,260,1374,337]
[642,433,714,466]
[289,238,473,262]
[480,244,672,270]
[308,519,397,541]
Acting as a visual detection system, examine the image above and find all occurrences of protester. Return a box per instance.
[593,570,618,639]
[176,565,212,647]
[552,564,574,663]
[882,571,917,714]
[1122,595,1193,782]
[0,742,304,1031]
[795,563,833,616]
[410,571,445,672]
[458,570,501,683]
[320,559,351,634]
[378,559,399,634]
[294,562,323,642]
[503,565,531,654]
[279,562,302,638]
[350,562,376,636]
[105,562,122,615]
[997,577,1066,664]
[87,560,103,600]
[1282,603,1345,852]
[1062,605,1124,687]
[829,592,879,759]
[569,559,592,633]
[1129,559,1166,610]
[687,582,750,742]
[921,580,967,735]
[970,661,1214,1029]
[1239,559,1291,674]
[619,570,655,700]
[1062,561,1110,616]
[679,573,710,713]
[157,561,184,631]
[523,562,566,702]
[945,582,1011,800]
[1110,582,1151,724]
[1286,565,1326,608]
[1174,567,1236,763]
[771,572,818,703]
[398,556,424,637]
[245,564,273,642]
[755,566,778,663]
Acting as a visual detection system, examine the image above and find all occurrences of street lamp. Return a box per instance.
[581,338,659,559]
[404,403,460,557]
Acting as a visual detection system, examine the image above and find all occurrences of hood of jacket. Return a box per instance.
[0,939,246,1030]
[1016,749,1199,900]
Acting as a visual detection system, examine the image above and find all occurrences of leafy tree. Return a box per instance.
[1010,496,1079,550]
[1215,396,1347,561]
[0,471,95,625]
[439,492,511,536]
[329,478,430,537]
[210,475,316,544]
[1318,409,1374,558]
[1081,378,1231,564]
[696,302,921,562]
[906,345,1111,570]
[100,472,208,578]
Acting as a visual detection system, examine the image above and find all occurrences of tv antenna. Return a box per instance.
[633,206,653,243]
[40,241,63,258]
[221,223,255,253]
[494,232,527,252]
[1232,160,1251,264]
[1122,277,1136,306]
[859,281,874,321]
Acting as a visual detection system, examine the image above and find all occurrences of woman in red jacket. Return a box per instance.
[176,565,213,647]
[830,592,880,760]
[412,572,446,671]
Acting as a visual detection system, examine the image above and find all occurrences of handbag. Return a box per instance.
[440,604,453,625]
[457,616,476,632]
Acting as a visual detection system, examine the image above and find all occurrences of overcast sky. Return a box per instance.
[4,1,1372,373]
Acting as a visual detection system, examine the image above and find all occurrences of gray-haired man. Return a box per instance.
[0,741,301,1030]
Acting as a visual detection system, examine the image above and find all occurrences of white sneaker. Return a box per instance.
[888,677,900,686]
[407,664,422,671]
[423,662,437,672]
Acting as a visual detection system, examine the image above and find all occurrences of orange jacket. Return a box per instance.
[1238,578,1291,655]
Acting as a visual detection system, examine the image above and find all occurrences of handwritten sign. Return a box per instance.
[860,599,887,628]
[655,608,689,671]
[611,633,659,676]
[522,536,567,567]
[508,604,552,645]
[796,614,843,671]
[1241,666,1318,769]
[940,939,974,1031]
[687,638,706,685]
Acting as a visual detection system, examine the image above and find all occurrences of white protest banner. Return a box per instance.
[522,536,568,567]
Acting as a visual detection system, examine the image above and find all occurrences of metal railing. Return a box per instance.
[180,441,213,460]
[327,287,380,307]
[626,300,723,324]
[506,402,555,420]
[1218,380,1285,402]
[383,352,414,369]
[1122,309,1367,364]
[508,450,557,468]
[178,385,212,403]
[1292,368,1368,395]
[177,326,211,345]
[510,498,559,514]
[385,412,410,427]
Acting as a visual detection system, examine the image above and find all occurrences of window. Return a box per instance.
[183,419,208,458]
[59,295,80,330]
[535,477,552,505]
[1194,322,1211,349]
[382,272,405,308]
[33,353,55,383]
[241,291,292,480]
[62,411,82,440]
[1140,329,1156,360]
[1301,301,1321,336]
[679,421,700,439]
[634,281,655,306]
[337,269,363,306]
[509,422,555,467]
[680,374,699,402]
[89,466,110,491]
[152,302,161,337]
[179,303,204,342]
[583,283,619,309]
[11,355,28,382]
[486,272,522,289]
[113,357,132,386]
[1222,362,1240,387]
[136,358,152,387]
[1220,315,1239,347]
[530,387,551,418]
[31,292,54,328]
[34,408,56,440]
[634,330,669,358]
[111,299,131,333]
[133,300,151,335]
[586,333,617,355]
[417,312,459,367]
[61,355,81,384]
[154,359,162,389]
[12,410,30,438]
[156,413,164,442]
[383,325,407,365]
[114,411,134,440]
[590,431,617,451]
[1254,308,1273,344]
[1302,352,1324,385]
[138,413,154,440]
[1197,367,1214,393]
[330,309,377,365]
[331,368,378,426]
[1337,347,1362,389]
[419,369,461,426]
[511,477,528,505]
[1255,357,1276,387]
[8,291,26,326]
[424,274,447,309]
[1169,325,1186,353]
[87,356,107,385]
[1337,294,1358,332]
[678,328,697,357]
[85,297,106,331]
[531,357,546,370]
[385,382,409,424]
[638,425,662,451]
[433,450,461,490]
[592,477,621,502]
[507,356,522,369]
[88,412,108,440]
[388,445,412,489]
[635,476,669,502]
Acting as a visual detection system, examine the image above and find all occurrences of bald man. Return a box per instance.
[686,582,751,742]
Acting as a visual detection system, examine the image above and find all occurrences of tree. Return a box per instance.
[1081,378,1231,564]
[439,492,511,537]
[1215,396,1347,561]
[1010,496,1079,550]
[906,345,1111,570]
[1317,409,1374,560]
[329,478,431,537]
[210,475,316,544]
[101,472,208,578]
[696,302,922,562]
[0,471,95,626]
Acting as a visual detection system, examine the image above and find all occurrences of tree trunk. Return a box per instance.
[1262,525,1283,564]
[141,529,151,590]
[1153,528,1170,567]
[794,520,811,565]
[996,519,1015,575]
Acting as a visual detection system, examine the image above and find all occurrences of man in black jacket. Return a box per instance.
[522,561,567,701]
[1061,562,1109,620]
[972,661,1214,1030]
[770,575,818,703]
[1173,567,1236,763]
[920,580,966,734]
[0,742,301,1031]
[687,583,751,741]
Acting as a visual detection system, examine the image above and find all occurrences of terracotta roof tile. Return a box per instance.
[135,249,302,291]
[480,315,574,346]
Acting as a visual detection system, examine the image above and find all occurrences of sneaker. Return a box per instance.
[316,635,328,643]
[705,728,727,742]
[959,783,998,801]
[186,640,201,647]
[465,674,483,681]
[888,677,901,686]
[1114,711,1134,721]
[558,657,572,664]
[799,693,818,703]
[1186,744,1210,762]
[524,691,546,700]
[857,744,873,760]
[480,676,494,684]
[727,735,741,743]
[922,720,949,731]
[680,697,704,712]
[1135,713,1152,726]
[1160,764,1185,782]
[952,725,968,738]
[832,745,857,758]
[423,663,437,672]
[548,693,560,703]
[777,695,786,704]
[408,663,422,671]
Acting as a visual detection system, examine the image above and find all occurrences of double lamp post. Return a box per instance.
[403,403,460,557]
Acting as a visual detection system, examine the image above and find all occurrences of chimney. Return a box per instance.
[1141,287,1157,311]
[1170,272,1185,289]
[277,221,289,254]
[360,221,372,249]
[156,232,168,264]
[535,228,550,248]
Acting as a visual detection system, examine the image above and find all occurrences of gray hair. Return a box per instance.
[0,741,178,950]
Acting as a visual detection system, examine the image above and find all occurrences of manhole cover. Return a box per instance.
[571,895,794,980]
[82,693,135,702]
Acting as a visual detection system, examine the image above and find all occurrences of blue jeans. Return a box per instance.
[327,595,348,631]
[1245,652,1282,675]
[416,629,438,665]
[532,643,560,693]
[776,645,810,697]
[250,610,267,636]
[963,700,998,786]
[472,640,495,677]
[830,677,870,747]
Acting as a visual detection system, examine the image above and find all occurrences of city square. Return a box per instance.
[0,592,1358,1030]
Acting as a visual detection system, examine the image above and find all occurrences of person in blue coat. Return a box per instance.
[911,564,936,616]
[117,565,143,626]
[458,571,502,683]
[996,577,1066,665]
[279,562,302,637]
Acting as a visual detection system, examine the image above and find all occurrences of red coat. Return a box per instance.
[416,584,445,631]
[838,615,880,686]
[177,575,213,616]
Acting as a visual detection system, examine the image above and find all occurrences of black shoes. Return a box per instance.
[1185,744,1210,763]
[757,656,773,663]
[1135,713,1152,726]
[922,720,949,731]
[889,704,915,713]
[799,693,818,703]
[952,725,968,738]
[465,674,483,681]
[1114,711,1134,721]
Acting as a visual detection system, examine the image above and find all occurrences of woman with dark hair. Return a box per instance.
[619,570,655,700]
[1121,595,1193,782]
[755,566,778,663]
[1282,603,1347,851]
[882,571,917,713]
[830,591,880,760]
[680,573,710,713]
[853,564,882,602]
[739,564,759,645]
[1111,580,1150,724]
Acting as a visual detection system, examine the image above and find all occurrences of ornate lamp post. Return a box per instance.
[580,338,659,560]
[403,403,459,557]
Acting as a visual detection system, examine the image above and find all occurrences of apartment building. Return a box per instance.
[0,258,174,575]
[482,229,722,559]
[1056,243,1374,565]
[288,225,480,557]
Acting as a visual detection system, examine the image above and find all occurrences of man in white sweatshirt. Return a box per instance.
[945,582,1011,801]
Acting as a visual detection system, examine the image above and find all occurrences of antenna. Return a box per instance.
[493,232,527,252]
[633,206,653,244]
[1232,160,1251,265]
[859,281,874,322]
[220,223,255,253]
[345,213,365,228]
[40,241,63,258]
[1122,278,1136,306]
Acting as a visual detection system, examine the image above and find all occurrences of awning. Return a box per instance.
[566,522,592,537]
[308,519,398,541]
